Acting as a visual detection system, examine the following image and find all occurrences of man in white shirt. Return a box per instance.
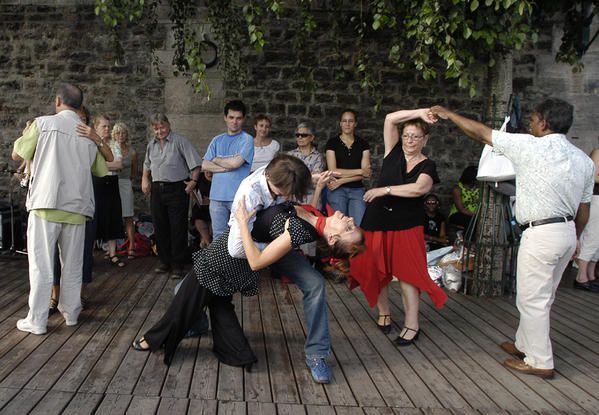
[431,99,594,379]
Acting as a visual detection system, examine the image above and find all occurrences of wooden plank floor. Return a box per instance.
[0,254,598,414]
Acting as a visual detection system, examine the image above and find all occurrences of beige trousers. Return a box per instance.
[515,220,576,369]
[25,214,84,331]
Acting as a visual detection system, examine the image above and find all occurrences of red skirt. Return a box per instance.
[349,226,447,309]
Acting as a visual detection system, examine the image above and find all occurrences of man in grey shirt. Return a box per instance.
[142,113,202,278]
[431,99,594,379]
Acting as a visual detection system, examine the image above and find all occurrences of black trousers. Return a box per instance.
[144,272,256,366]
[151,181,189,267]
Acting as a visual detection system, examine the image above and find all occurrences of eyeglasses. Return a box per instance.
[295,133,312,138]
[402,134,425,141]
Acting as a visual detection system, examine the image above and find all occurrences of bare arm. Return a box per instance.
[141,168,152,195]
[184,166,201,194]
[106,159,124,170]
[130,151,139,180]
[383,108,437,156]
[451,185,473,215]
[310,170,335,207]
[202,159,229,173]
[213,154,245,170]
[430,106,492,145]
[575,202,590,238]
[363,173,434,203]
[235,196,293,271]
[590,149,599,183]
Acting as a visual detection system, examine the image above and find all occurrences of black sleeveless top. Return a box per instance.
[360,143,439,231]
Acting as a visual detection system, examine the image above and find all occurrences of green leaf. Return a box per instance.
[471,0,479,12]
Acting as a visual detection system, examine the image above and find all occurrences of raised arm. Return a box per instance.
[430,106,492,145]
[76,123,114,162]
[383,108,437,156]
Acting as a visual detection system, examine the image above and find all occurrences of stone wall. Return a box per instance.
[1,2,597,217]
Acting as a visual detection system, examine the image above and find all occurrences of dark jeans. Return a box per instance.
[151,181,189,267]
[53,216,96,285]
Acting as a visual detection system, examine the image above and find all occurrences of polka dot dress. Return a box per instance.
[192,206,319,297]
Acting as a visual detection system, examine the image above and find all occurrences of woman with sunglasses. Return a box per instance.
[325,109,371,224]
[350,108,448,345]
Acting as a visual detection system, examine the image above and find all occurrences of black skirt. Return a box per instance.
[94,175,123,240]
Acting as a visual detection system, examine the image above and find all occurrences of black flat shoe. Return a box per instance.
[376,315,392,334]
[394,327,420,347]
[132,338,151,351]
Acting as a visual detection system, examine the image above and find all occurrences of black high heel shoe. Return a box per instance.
[376,315,392,334]
[132,337,151,351]
[393,327,420,347]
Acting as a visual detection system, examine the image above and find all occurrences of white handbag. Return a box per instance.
[476,116,516,182]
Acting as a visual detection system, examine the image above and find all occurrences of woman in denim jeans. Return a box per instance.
[325,109,371,225]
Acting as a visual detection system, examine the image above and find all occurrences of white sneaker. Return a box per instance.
[16,319,47,335]
[65,319,78,327]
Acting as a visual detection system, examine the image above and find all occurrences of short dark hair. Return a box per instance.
[265,154,312,201]
[56,83,83,110]
[459,166,478,185]
[224,100,246,117]
[534,98,574,134]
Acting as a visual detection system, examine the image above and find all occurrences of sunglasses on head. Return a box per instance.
[295,133,312,138]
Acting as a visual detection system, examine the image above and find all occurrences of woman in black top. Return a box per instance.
[349,108,447,346]
[325,109,371,225]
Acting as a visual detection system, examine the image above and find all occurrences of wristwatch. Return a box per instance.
[385,186,391,195]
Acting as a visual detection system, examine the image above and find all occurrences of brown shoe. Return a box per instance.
[503,358,554,379]
[499,342,525,360]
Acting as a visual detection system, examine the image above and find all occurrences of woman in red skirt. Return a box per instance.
[350,108,448,346]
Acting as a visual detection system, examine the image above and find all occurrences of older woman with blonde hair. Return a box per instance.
[111,122,138,259]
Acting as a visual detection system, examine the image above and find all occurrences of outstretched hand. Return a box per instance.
[234,195,257,225]
[429,106,451,120]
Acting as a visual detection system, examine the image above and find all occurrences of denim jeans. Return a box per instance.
[270,250,331,359]
[327,186,366,225]
[209,200,233,241]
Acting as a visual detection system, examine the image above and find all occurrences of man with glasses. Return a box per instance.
[431,99,594,379]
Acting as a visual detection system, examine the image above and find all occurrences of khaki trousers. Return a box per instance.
[25,214,84,331]
[515,221,575,369]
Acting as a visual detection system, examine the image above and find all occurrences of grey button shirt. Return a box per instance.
[143,131,202,182]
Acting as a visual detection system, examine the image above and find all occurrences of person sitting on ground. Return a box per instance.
[423,193,449,251]
[447,165,480,231]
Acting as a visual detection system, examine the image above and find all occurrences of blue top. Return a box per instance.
[203,131,254,201]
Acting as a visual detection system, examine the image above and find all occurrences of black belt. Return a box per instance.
[519,215,573,231]
[153,180,184,186]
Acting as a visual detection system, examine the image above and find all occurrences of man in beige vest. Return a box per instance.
[12,84,109,335]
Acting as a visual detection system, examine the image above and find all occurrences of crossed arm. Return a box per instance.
[202,154,246,173]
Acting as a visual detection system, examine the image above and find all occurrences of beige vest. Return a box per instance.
[26,110,97,218]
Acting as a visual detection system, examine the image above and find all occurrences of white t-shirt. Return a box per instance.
[251,140,280,172]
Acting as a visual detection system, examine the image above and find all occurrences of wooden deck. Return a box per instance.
[0,254,598,415]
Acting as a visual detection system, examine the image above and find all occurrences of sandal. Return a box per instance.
[109,255,126,267]
[49,298,58,315]
[394,327,421,347]
[127,249,136,260]
[132,337,151,351]
[377,315,392,334]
